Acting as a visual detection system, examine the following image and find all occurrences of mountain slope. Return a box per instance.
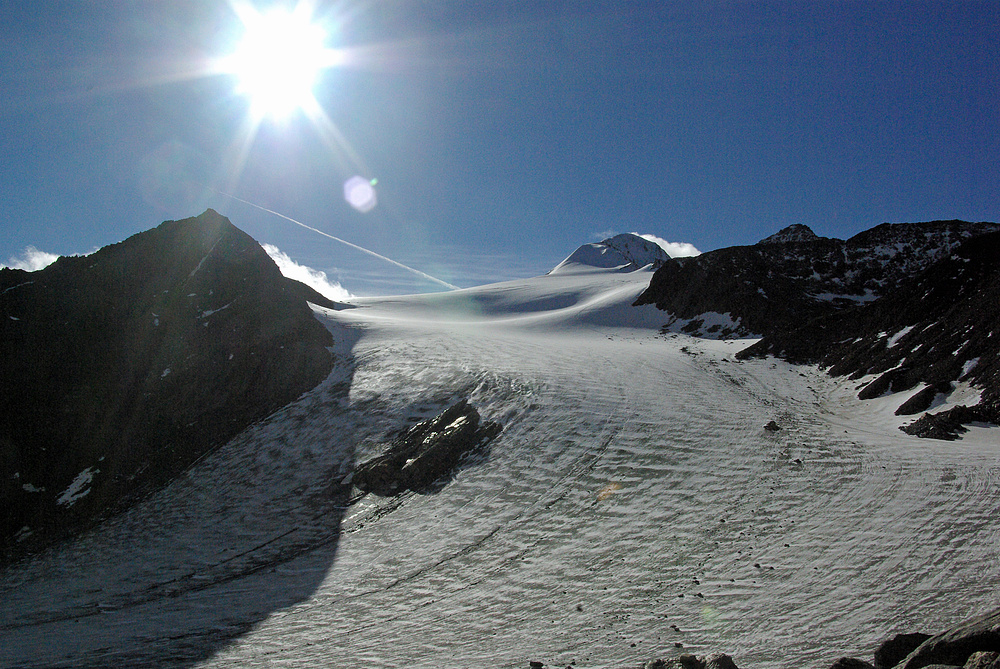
[739,231,1000,438]
[0,209,337,561]
[633,220,1000,339]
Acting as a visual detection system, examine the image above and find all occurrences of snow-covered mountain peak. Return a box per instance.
[549,233,670,275]
[756,224,821,245]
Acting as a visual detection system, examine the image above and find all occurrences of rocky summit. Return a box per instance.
[0,209,339,562]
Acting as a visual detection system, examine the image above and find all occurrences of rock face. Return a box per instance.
[352,400,502,495]
[635,220,999,340]
[631,217,1000,437]
[895,609,1000,669]
[875,633,934,669]
[0,209,338,562]
[739,230,1000,438]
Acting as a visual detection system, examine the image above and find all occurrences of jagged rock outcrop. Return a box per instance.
[757,223,821,245]
[641,652,739,669]
[831,608,1000,669]
[0,209,338,562]
[739,230,1000,438]
[895,609,1000,669]
[634,220,999,339]
[352,400,501,495]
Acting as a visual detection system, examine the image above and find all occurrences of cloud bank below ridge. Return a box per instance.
[262,244,352,301]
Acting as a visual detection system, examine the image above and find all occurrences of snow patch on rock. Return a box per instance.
[56,467,99,507]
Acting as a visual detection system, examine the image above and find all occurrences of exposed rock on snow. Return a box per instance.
[641,652,739,669]
[874,633,933,669]
[0,209,339,562]
[865,607,1000,669]
[643,605,1000,669]
[636,220,1000,341]
[353,399,502,495]
[739,229,1000,438]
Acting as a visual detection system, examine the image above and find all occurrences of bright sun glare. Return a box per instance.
[226,6,334,120]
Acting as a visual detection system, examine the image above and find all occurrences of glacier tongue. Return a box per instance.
[2,271,999,669]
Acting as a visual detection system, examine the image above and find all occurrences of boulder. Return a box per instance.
[964,652,1000,669]
[875,633,933,669]
[897,608,1000,669]
[352,400,502,495]
[830,658,875,669]
[704,653,739,669]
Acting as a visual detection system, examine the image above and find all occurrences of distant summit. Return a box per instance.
[756,224,822,245]
[0,209,339,561]
[549,233,670,275]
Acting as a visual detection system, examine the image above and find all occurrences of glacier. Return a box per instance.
[1,263,999,669]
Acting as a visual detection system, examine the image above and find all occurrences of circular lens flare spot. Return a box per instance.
[344,176,377,213]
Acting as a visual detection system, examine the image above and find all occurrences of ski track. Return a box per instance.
[2,277,1000,669]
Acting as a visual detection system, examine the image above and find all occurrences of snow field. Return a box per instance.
[2,269,999,669]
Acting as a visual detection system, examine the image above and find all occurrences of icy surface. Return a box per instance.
[2,269,999,669]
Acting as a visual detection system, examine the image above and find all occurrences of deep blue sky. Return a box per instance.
[1,1,997,295]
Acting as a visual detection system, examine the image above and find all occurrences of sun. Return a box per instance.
[224,5,335,121]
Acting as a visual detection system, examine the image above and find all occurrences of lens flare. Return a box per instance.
[343,176,378,213]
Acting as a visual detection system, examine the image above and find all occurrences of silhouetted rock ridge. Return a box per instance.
[0,209,336,562]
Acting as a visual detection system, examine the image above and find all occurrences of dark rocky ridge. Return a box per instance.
[738,230,1000,438]
[633,219,999,437]
[634,220,999,339]
[0,209,340,562]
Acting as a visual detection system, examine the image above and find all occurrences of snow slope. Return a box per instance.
[549,233,670,275]
[2,266,999,669]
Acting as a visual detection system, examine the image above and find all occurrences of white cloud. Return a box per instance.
[3,246,60,271]
[262,244,352,301]
[634,233,701,258]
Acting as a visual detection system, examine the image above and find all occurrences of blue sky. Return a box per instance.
[1,1,997,295]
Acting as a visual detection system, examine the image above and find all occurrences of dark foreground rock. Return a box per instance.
[830,658,876,669]
[895,609,1000,669]
[352,399,502,495]
[875,633,934,669]
[0,209,338,563]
